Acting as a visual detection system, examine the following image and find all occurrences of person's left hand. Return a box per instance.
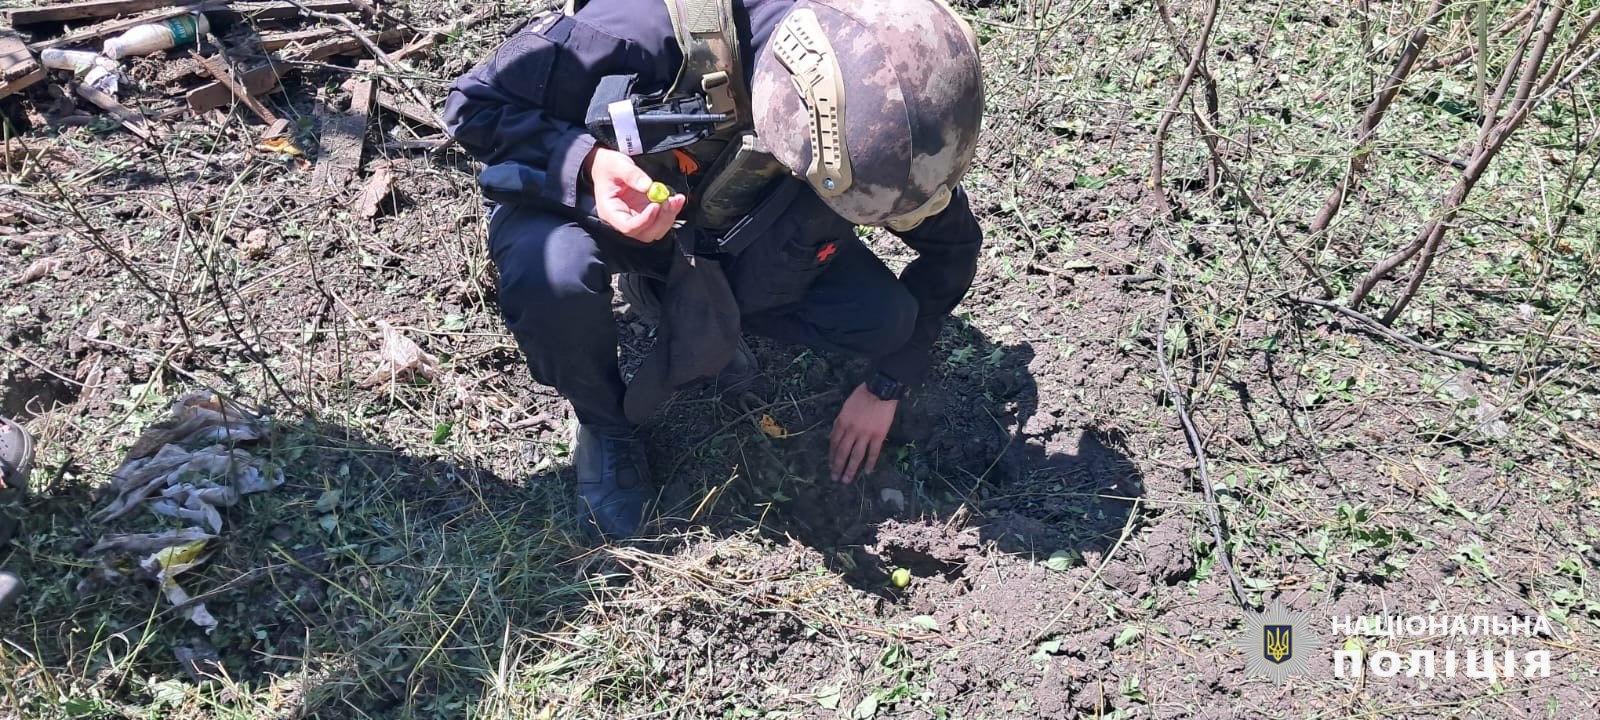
[829,383,898,484]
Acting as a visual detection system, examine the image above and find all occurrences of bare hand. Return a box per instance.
[829,384,899,484]
[584,146,685,243]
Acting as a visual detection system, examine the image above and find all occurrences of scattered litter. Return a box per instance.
[142,538,218,632]
[103,13,210,60]
[240,226,272,259]
[255,136,301,156]
[173,640,224,682]
[360,320,438,388]
[85,392,281,634]
[90,527,215,556]
[3,1,475,151]
[38,48,119,94]
[757,414,789,439]
[1441,372,1512,440]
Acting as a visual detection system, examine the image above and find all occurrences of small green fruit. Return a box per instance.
[647,182,671,203]
[891,568,911,588]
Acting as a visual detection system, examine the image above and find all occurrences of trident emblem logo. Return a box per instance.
[1238,601,1321,683]
[1264,625,1293,664]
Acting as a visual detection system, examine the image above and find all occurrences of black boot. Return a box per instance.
[573,425,653,541]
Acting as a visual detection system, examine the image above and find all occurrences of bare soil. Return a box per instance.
[2,0,1598,718]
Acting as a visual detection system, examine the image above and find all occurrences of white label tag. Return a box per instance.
[608,100,644,156]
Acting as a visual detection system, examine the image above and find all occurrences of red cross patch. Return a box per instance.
[815,242,838,264]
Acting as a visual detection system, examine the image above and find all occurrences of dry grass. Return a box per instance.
[1,0,1598,718]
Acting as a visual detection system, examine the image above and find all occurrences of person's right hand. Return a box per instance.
[585,146,685,243]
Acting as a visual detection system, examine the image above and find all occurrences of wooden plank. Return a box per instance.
[75,83,154,141]
[0,30,45,99]
[192,51,277,124]
[312,60,374,190]
[10,0,190,25]
[352,160,394,219]
[258,27,339,52]
[34,1,227,50]
[233,0,358,22]
[375,89,439,131]
[382,138,449,152]
[186,61,281,113]
[295,27,406,63]
[183,28,402,115]
[0,67,45,99]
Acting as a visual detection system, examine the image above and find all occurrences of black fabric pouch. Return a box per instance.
[719,179,854,315]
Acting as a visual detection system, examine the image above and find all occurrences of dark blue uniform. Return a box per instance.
[444,0,983,436]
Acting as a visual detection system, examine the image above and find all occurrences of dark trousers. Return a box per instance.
[488,204,918,435]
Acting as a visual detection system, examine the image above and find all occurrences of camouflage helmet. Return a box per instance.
[751,0,983,229]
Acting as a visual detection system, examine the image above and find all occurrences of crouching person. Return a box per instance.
[444,0,985,540]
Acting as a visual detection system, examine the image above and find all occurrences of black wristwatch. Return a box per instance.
[865,372,909,402]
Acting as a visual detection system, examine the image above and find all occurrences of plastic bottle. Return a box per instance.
[38,48,121,94]
[102,13,210,60]
[39,48,118,73]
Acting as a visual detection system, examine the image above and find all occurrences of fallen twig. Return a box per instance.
[1289,295,1489,368]
[1155,258,1249,611]
[667,389,839,480]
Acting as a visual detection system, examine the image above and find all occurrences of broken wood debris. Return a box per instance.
[74,82,155,141]
[9,0,197,26]
[234,0,358,21]
[34,2,228,51]
[185,61,280,113]
[257,26,339,51]
[190,50,276,124]
[4,0,464,199]
[0,30,46,99]
[376,89,439,131]
[352,159,395,219]
[312,58,375,190]
[182,27,404,114]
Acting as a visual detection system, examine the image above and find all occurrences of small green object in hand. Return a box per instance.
[891,568,911,588]
[647,182,671,203]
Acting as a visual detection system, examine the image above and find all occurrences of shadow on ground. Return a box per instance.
[0,414,583,719]
[0,316,1138,716]
[646,317,1144,592]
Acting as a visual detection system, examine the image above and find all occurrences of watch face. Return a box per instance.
[870,376,903,401]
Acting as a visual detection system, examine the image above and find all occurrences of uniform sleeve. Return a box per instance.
[443,10,664,210]
[872,186,983,388]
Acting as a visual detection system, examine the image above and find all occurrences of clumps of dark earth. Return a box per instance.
[6,3,1598,716]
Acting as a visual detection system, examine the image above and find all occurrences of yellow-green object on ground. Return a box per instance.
[891,568,911,588]
[647,182,671,203]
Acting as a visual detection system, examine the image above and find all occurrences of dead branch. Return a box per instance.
[1306,0,1447,240]
[1149,0,1219,193]
[1420,0,1538,72]
[1155,258,1249,611]
[1352,3,1600,321]
[1289,296,1488,367]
